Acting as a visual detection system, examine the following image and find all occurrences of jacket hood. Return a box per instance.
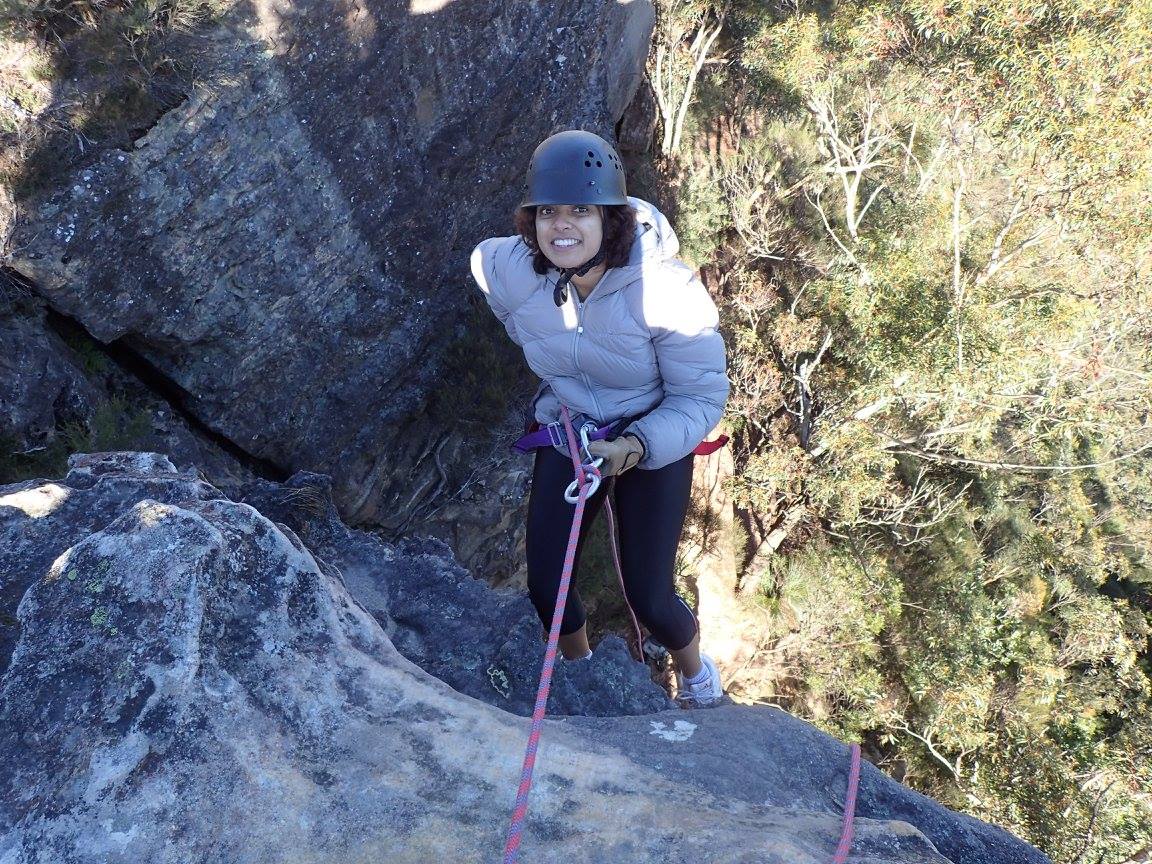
[626,197,680,266]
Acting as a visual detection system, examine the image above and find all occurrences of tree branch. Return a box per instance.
[874,432,1152,472]
[891,721,962,781]
[805,187,867,275]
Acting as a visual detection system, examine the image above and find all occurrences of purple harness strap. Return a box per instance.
[511,420,616,454]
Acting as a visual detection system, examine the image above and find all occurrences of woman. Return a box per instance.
[470,130,729,707]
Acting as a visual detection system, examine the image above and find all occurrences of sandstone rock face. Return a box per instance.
[236,470,672,718]
[0,453,1051,863]
[2,0,655,529]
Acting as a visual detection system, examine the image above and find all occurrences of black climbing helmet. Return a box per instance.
[522,130,628,207]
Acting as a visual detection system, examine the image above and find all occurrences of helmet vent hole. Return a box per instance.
[584,160,592,167]
[596,160,603,167]
[587,150,595,157]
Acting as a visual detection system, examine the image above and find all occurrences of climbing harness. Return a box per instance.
[692,434,729,456]
[512,419,729,460]
[502,405,864,863]
[511,417,616,456]
[511,412,726,659]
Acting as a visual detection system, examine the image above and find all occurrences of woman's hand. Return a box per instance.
[586,435,645,476]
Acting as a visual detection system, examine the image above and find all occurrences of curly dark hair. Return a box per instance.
[513,204,638,275]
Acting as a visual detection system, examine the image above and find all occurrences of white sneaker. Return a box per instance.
[675,654,724,708]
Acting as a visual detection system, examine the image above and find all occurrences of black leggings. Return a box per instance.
[525,445,698,651]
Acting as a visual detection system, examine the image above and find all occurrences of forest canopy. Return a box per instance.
[650,1,1152,861]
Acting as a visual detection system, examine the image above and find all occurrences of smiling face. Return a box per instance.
[535,204,604,271]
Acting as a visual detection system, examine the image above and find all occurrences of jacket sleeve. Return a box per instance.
[622,263,729,470]
[470,237,532,347]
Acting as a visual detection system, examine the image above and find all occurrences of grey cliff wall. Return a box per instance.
[0,453,1052,864]
[0,293,103,448]
[3,0,655,527]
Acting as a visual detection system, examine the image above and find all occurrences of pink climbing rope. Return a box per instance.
[832,743,862,863]
[501,407,597,864]
[602,499,644,660]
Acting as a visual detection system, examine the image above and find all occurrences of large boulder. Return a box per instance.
[0,453,1051,863]
[2,0,655,529]
[236,470,674,718]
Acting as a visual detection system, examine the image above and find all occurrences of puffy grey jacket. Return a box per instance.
[470,197,729,470]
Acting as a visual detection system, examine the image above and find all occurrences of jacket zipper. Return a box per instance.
[572,289,605,423]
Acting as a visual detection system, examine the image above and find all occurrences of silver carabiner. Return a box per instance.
[565,424,603,504]
[564,467,601,504]
[578,422,598,465]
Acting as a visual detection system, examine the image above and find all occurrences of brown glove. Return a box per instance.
[586,434,645,477]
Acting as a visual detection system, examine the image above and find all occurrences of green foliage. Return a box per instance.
[59,328,114,378]
[653,0,1152,859]
[0,396,153,485]
[673,162,732,268]
[760,537,902,732]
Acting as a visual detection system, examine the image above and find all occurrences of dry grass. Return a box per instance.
[0,0,226,202]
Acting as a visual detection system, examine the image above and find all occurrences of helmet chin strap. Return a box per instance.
[553,246,607,307]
